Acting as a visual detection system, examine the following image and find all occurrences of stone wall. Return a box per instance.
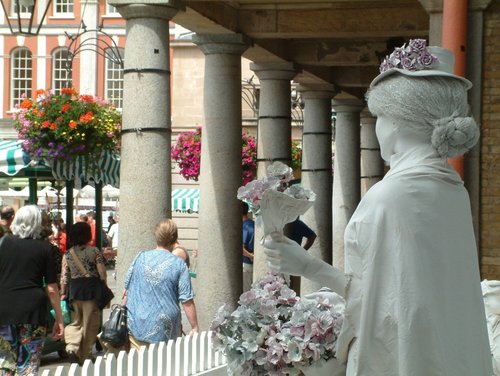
[480,1,500,279]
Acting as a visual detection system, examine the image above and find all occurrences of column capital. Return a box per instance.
[250,62,298,81]
[296,83,338,99]
[332,98,365,113]
[418,0,494,12]
[193,34,251,56]
[111,2,180,20]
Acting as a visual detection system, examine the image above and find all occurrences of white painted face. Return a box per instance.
[375,116,399,162]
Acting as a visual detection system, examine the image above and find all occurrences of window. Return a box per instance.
[105,48,124,109]
[106,2,119,15]
[53,0,73,15]
[11,48,32,109]
[53,49,71,94]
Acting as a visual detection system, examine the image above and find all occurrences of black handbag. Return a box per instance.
[100,304,128,347]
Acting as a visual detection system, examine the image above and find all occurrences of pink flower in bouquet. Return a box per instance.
[210,273,343,376]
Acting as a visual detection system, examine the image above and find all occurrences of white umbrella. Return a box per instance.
[78,185,95,198]
[40,186,58,198]
[60,187,79,197]
[102,185,120,199]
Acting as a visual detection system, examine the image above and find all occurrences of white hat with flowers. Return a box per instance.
[370,38,472,89]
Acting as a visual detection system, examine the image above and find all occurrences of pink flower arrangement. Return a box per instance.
[210,273,343,375]
[379,38,437,73]
[171,127,257,184]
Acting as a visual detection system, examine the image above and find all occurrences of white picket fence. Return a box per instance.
[40,331,227,376]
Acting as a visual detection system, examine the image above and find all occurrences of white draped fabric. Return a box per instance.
[339,148,492,375]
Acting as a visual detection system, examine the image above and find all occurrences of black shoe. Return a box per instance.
[67,351,80,365]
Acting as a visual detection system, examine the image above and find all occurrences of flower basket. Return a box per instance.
[171,127,257,185]
[13,88,121,175]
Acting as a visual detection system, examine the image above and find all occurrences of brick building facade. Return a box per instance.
[481,1,500,279]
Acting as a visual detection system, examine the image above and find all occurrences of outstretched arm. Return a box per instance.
[264,236,347,297]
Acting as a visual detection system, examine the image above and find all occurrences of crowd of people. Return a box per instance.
[0,205,199,375]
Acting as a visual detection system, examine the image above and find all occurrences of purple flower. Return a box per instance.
[418,50,437,68]
[409,38,427,52]
[379,38,438,74]
[400,56,417,71]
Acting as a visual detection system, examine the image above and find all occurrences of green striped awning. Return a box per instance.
[0,141,120,186]
[172,188,199,213]
[50,151,120,187]
[0,140,30,176]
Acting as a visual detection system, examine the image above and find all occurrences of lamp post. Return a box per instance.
[0,0,52,36]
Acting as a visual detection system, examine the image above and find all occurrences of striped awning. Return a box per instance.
[0,141,120,186]
[172,188,199,213]
[0,140,30,176]
[50,151,120,187]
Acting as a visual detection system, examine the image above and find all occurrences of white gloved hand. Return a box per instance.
[264,237,348,298]
[264,236,314,276]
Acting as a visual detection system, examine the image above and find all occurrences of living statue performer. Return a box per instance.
[264,40,493,375]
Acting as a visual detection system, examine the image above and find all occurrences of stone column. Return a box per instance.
[192,34,250,330]
[113,3,178,295]
[360,110,384,196]
[296,84,337,296]
[249,62,298,280]
[331,98,365,269]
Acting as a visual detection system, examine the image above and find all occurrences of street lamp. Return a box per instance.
[0,0,52,36]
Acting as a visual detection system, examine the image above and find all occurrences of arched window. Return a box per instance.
[11,48,32,109]
[53,48,71,93]
[105,48,124,109]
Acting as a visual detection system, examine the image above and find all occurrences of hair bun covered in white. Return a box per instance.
[431,113,479,158]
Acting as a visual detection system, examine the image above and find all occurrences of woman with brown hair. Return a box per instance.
[60,221,110,365]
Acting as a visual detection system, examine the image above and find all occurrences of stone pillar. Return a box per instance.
[296,84,337,296]
[331,98,365,269]
[360,109,384,196]
[113,4,178,296]
[249,62,298,281]
[192,34,250,330]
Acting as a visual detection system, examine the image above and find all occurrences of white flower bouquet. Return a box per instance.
[237,161,316,241]
[210,273,343,376]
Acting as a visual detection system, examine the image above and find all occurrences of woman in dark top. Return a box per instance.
[0,205,64,376]
[60,221,109,365]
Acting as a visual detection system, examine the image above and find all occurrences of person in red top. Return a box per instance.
[85,211,96,247]
[56,222,67,253]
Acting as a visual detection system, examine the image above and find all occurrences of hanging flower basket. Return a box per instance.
[171,127,257,185]
[13,88,121,165]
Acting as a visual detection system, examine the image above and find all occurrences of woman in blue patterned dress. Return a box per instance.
[124,219,198,349]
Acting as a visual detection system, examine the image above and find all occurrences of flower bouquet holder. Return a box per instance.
[259,188,315,242]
